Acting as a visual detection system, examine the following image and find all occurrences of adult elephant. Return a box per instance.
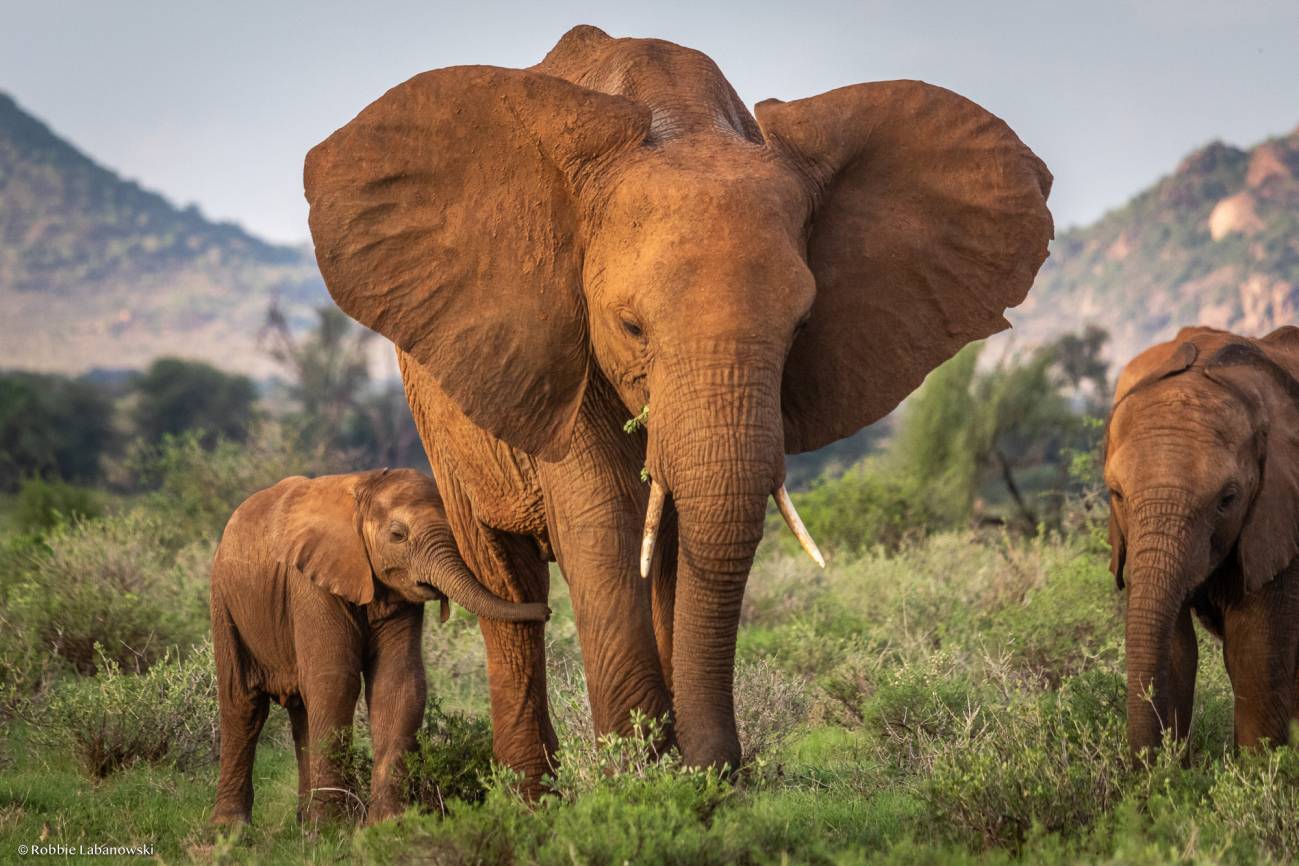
[304,25,1053,783]
[1105,326,1299,754]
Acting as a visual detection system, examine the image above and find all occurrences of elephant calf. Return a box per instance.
[1106,326,1299,754]
[210,469,549,826]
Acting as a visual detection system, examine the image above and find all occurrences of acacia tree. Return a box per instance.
[262,303,425,468]
[891,328,1109,531]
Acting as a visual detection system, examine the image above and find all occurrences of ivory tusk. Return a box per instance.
[640,479,667,579]
[774,484,825,568]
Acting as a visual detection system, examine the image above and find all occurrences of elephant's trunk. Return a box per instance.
[1122,495,1200,756]
[649,353,785,770]
[415,530,550,623]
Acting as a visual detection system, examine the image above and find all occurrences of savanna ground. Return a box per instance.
[1,329,1296,865]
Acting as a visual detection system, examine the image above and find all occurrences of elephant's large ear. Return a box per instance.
[756,82,1053,453]
[1205,342,1299,593]
[284,476,375,606]
[305,67,650,460]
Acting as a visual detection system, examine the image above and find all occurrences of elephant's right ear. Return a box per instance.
[305,67,650,460]
[1108,508,1126,590]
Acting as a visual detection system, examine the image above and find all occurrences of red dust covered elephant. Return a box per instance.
[303,25,1053,785]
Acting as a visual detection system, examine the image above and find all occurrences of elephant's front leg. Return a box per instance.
[364,607,428,823]
[1224,568,1299,748]
[539,389,672,739]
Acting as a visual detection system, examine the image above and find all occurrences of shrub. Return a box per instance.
[733,657,811,765]
[0,510,208,680]
[31,642,218,778]
[1204,745,1299,862]
[784,457,944,555]
[923,669,1132,850]
[404,698,496,813]
[128,424,336,542]
[984,547,1124,681]
[11,476,103,533]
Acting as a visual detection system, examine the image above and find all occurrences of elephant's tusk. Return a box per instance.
[774,484,825,568]
[640,479,667,579]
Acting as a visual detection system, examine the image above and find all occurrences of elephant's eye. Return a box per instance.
[388,521,409,543]
[619,311,644,339]
[1217,488,1238,513]
[1109,489,1123,503]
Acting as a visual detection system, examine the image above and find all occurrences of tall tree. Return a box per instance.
[131,358,258,446]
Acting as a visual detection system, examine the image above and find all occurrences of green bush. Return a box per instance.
[128,424,335,542]
[30,642,218,778]
[784,457,945,555]
[0,510,208,681]
[924,669,1132,849]
[984,548,1124,681]
[11,475,103,533]
[404,698,496,813]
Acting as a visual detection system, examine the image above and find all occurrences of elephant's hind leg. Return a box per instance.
[212,687,270,825]
[288,701,309,822]
[211,601,269,826]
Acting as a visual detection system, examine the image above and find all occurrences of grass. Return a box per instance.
[3,485,1298,864]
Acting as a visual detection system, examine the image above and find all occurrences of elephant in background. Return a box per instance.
[210,469,548,826]
[304,25,1053,782]
[1105,325,1299,754]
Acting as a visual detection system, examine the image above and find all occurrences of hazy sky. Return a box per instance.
[3,1,1296,244]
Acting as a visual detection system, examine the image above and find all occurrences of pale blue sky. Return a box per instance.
[3,0,1296,244]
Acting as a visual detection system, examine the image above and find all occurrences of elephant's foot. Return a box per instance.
[209,808,251,829]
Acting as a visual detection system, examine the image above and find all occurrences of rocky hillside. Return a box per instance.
[1010,126,1299,368]
[0,92,327,376]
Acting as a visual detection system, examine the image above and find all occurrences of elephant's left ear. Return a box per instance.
[756,82,1053,453]
[284,476,375,606]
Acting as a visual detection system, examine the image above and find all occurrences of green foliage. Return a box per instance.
[264,304,427,470]
[886,330,1107,532]
[129,425,335,541]
[891,342,982,521]
[130,357,258,446]
[0,370,115,490]
[923,669,1132,849]
[623,404,650,434]
[403,698,496,813]
[28,643,218,778]
[10,475,103,532]
[784,456,944,555]
[0,509,208,683]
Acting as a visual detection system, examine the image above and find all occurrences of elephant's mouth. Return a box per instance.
[638,478,825,577]
[410,579,452,621]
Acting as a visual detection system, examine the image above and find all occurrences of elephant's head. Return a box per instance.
[1104,327,1299,754]
[303,27,1052,768]
[287,469,550,622]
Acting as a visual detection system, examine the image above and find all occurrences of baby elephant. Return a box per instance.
[1106,326,1299,755]
[210,468,548,826]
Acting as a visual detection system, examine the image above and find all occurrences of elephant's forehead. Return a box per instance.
[607,147,808,224]
[1107,379,1252,476]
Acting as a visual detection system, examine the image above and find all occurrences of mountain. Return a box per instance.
[4,89,1297,382]
[1009,126,1299,369]
[0,92,328,376]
